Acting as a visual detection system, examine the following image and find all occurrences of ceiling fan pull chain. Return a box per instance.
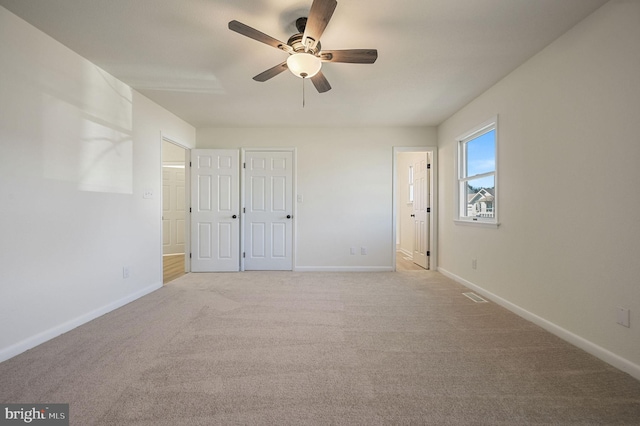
[302,74,307,108]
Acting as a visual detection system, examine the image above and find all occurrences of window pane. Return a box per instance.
[463,176,495,218]
[408,165,414,202]
[465,129,495,177]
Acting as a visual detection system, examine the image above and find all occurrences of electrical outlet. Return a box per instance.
[617,307,630,328]
[143,189,154,199]
[123,266,130,279]
[361,247,367,255]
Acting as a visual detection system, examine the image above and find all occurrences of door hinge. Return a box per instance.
[243,162,246,168]
[426,207,431,213]
[427,163,431,169]
[189,161,192,167]
[189,253,192,259]
[189,207,192,213]
[427,251,430,256]
[243,207,245,213]
[243,252,245,258]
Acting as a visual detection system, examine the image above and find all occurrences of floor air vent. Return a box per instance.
[462,292,488,303]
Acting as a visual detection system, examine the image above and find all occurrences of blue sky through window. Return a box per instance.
[466,129,495,189]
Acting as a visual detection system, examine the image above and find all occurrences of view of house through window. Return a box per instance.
[457,118,497,223]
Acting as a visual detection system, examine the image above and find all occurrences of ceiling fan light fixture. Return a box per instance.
[286,53,321,78]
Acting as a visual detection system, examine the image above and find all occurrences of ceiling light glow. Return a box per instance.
[286,53,321,78]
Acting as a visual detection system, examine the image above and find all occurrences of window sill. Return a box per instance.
[454,219,500,229]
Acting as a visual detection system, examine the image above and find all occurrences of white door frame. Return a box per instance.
[240,147,297,271]
[161,134,191,273]
[392,146,438,271]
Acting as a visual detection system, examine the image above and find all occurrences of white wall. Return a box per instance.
[0,7,195,361]
[437,0,640,378]
[197,127,436,270]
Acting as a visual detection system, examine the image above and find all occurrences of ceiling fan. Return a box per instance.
[228,0,378,93]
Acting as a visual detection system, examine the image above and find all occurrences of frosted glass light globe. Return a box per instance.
[286,53,322,78]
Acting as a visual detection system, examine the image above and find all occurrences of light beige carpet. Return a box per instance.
[1,270,639,425]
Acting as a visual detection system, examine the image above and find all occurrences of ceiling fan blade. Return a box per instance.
[320,49,378,64]
[253,62,289,82]
[310,71,331,93]
[302,0,337,50]
[228,20,292,53]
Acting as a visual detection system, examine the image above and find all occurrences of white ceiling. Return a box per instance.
[0,0,608,128]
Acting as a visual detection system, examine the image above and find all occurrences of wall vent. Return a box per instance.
[462,292,488,303]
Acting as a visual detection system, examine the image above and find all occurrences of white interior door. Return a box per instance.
[244,151,293,271]
[412,154,429,269]
[191,149,240,272]
[162,165,186,255]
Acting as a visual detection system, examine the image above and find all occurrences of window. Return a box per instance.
[456,117,498,226]
[408,165,414,203]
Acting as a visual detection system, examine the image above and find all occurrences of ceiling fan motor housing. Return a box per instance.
[287,31,321,55]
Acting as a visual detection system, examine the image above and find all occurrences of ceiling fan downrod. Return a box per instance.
[296,17,307,33]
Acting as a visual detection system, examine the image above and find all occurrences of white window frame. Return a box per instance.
[408,165,414,204]
[455,116,499,228]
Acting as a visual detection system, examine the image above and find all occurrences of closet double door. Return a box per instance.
[190,149,293,272]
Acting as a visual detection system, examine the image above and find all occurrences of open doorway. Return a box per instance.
[162,139,188,283]
[393,147,437,271]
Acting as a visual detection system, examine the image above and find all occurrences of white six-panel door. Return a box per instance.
[412,153,430,269]
[190,149,240,272]
[243,151,293,271]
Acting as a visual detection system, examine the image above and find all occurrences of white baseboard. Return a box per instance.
[294,266,394,272]
[0,282,162,363]
[437,267,640,381]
